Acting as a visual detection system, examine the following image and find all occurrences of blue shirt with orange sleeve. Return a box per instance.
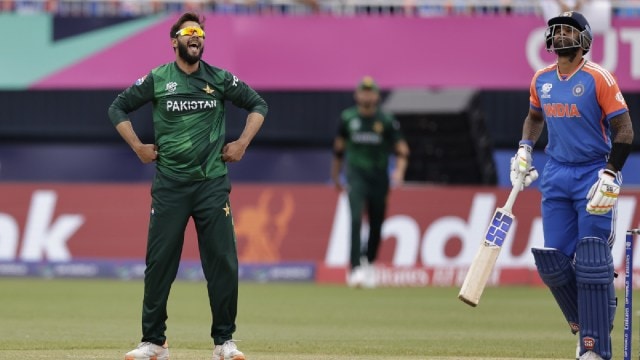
[529,59,629,164]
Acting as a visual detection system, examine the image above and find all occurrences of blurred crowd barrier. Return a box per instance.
[1,0,639,17]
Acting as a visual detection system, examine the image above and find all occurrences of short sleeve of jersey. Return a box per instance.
[585,63,629,119]
[529,71,542,112]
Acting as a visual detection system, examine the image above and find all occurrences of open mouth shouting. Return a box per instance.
[178,39,204,65]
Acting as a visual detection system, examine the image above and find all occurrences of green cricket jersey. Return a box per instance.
[108,61,268,181]
[338,107,404,173]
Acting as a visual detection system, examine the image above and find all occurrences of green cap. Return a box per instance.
[357,76,379,92]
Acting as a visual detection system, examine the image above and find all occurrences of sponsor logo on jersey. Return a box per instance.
[165,82,178,94]
[572,84,585,97]
[543,103,581,118]
[352,132,382,144]
[541,83,552,99]
[166,100,217,111]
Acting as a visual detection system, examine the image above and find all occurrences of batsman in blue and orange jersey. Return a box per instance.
[511,11,634,360]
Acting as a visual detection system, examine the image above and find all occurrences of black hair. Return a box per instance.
[170,12,205,39]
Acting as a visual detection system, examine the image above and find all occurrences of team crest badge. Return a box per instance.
[203,84,215,95]
[572,84,585,97]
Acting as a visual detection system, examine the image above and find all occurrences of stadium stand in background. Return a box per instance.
[1,0,639,17]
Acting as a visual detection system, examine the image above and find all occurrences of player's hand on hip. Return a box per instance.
[586,169,621,215]
[221,141,247,162]
[134,144,158,164]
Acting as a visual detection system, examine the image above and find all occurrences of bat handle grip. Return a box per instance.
[503,172,525,213]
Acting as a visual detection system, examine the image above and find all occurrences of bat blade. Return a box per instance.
[458,207,515,307]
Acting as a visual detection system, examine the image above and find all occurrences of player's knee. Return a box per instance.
[575,237,614,285]
[532,248,575,287]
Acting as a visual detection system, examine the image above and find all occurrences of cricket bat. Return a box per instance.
[458,173,525,307]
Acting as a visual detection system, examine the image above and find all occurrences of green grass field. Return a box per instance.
[0,278,634,359]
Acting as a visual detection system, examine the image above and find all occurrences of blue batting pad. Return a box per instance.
[532,248,579,334]
[575,237,615,359]
[485,209,513,247]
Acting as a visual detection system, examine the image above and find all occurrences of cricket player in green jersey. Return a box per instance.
[108,12,267,360]
[330,76,410,289]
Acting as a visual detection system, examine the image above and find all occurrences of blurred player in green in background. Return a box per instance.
[108,12,267,360]
[331,76,410,288]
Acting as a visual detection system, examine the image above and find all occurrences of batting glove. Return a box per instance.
[586,169,621,215]
[510,160,539,190]
[514,142,533,173]
[510,142,538,190]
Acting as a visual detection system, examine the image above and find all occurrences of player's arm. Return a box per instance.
[224,71,268,117]
[511,107,545,189]
[331,136,346,192]
[521,108,545,145]
[108,73,157,164]
[114,121,157,164]
[391,139,410,187]
[222,112,265,163]
[221,72,268,163]
[606,112,634,172]
[585,111,633,215]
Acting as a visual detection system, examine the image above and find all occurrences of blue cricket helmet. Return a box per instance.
[545,11,593,54]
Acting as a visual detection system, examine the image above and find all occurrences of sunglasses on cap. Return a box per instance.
[175,26,205,38]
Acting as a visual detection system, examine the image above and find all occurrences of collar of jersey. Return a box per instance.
[173,61,203,76]
[555,58,586,81]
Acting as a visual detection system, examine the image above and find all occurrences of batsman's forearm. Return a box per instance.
[521,110,545,145]
[607,113,634,172]
[610,112,634,144]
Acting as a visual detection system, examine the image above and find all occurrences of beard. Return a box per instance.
[554,46,579,58]
[177,41,204,65]
[552,36,580,57]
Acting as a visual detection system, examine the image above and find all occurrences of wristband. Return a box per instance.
[608,142,632,172]
[519,140,534,148]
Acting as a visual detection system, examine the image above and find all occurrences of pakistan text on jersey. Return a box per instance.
[352,132,382,144]
[166,100,217,111]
